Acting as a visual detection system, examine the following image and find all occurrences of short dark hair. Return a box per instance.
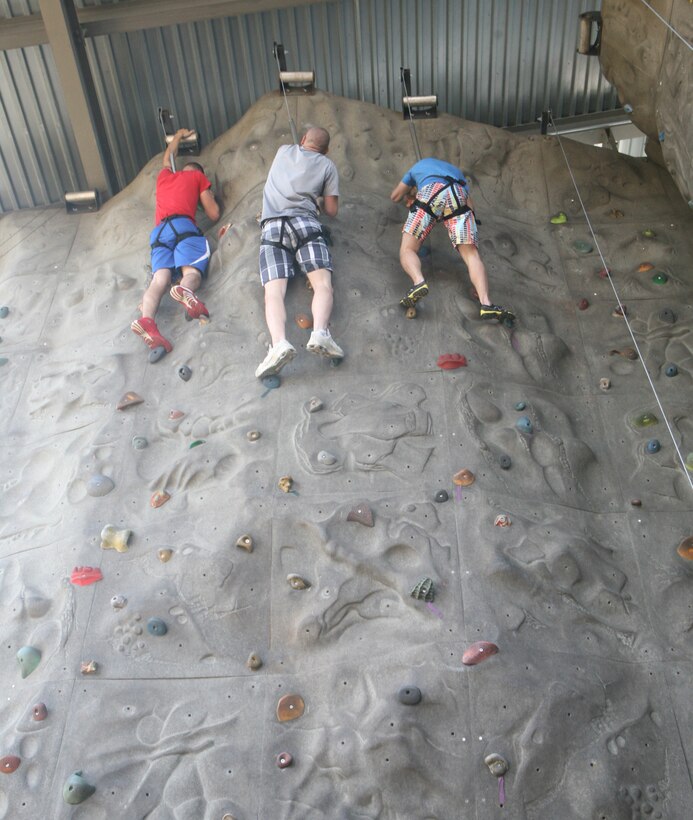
[185,161,204,173]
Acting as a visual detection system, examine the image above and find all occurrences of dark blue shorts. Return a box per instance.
[150,216,210,277]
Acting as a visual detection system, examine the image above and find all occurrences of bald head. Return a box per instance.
[301,126,330,154]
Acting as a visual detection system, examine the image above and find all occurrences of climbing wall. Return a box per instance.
[0,90,692,819]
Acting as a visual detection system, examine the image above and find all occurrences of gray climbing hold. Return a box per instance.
[63,771,96,805]
[514,401,526,411]
[0,358,8,367]
[86,474,115,497]
[148,345,167,363]
[664,364,678,377]
[499,454,512,470]
[178,365,192,381]
[398,685,422,705]
[307,397,323,413]
[0,306,9,319]
[658,308,675,324]
[317,450,338,465]
[132,436,148,450]
[146,617,168,636]
[434,490,449,503]
[410,577,434,602]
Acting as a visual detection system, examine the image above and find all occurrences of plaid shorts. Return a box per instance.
[403,181,477,246]
[259,216,332,285]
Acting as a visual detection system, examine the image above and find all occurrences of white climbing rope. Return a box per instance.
[400,68,423,162]
[274,46,299,145]
[547,111,693,495]
[637,0,693,51]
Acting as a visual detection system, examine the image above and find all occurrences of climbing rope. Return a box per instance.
[274,45,299,145]
[637,0,693,50]
[400,68,422,162]
[546,111,693,494]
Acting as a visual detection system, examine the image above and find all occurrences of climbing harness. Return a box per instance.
[411,177,472,222]
[546,110,693,495]
[150,215,202,249]
[260,216,325,253]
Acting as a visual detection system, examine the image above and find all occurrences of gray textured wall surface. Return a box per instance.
[0,0,619,211]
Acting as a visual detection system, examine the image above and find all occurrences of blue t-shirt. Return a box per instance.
[402,158,468,192]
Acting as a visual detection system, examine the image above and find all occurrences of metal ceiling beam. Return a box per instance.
[0,0,332,50]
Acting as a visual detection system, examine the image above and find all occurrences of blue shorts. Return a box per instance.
[259,216,332,286]
[150,216,210,278]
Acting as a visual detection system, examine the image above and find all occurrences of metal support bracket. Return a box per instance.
[401,68,437,120]
[577,11,602,56]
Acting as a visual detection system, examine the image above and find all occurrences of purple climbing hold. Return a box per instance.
[347,504,374,527]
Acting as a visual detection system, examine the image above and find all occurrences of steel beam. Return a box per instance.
[0,0,332,51]
[38,0,118,197]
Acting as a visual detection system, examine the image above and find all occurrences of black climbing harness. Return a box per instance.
[260,216,325,253]
[150,214,202,249]
[411,176,473,222]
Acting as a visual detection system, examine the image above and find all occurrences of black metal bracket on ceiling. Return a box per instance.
[273,42,315,94]
[64,190,100,214]
[577,11,602,56]
[401,68,437,120]
[157,107,201,156]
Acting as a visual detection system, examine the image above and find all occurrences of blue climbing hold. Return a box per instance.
[147,617,168,636]
[516,416,533,434]
[646,439,661,454]
[665,364,678,377]
[514,401,526,411]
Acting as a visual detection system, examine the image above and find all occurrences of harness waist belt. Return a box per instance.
[411,176,472,221]
[151,214,202,249]
[260,216,324,253]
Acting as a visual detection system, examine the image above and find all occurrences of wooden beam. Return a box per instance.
[0,0,332,51]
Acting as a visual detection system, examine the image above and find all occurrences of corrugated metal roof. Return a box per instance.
[0,0,618,211]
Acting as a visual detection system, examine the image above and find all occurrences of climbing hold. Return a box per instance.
[86,474,115,497]
[70,567,103,586]
[236,534,253,553]
[453,469,475,487]
[32,703,48,721]
[646,439,661,454]
[514,401,526,411]
[599,378,611,391]
[685,453,693,472]
[410,577,435,602]
[157,548,173,562]
[111,595,127,610]
[150,490,170,508]
[633,412,658,428]
[148,346,167,363]
[494,514,511,527]
[116,391,144,410]
[573,240,592,254]
[515,416,533,434]
[247,430,261,441]
[189,439,205,448]
[652,272,668,285]
[418,244,431,257]
[178,365,192,381]
[80,660,98,675]
[347,503,374,527]
[637,262,654,273]
[597,267,611,279]
[278,476,293,493]
[664,364,678,377]
[405,306,417,319]
[63,771,95,805]
[434,490,449,503]
[612,305,627,317]
[317,450,338,466]
[261,375,280,393]
[642,228,656,238]
[610,348,638,360]
[100,525,131,553]
[577,298,589,310]
[276,752,293,769]
[307,397,324,413]
[168,409,185,420]
[0,756,20,774]
[437,353,467,370]
[0,358,7,367]
[462,641,499,666]
[246,653,262,670]
[630,499,642,507]
[0,306,8,318]
[550,211,567,224]
[287,574,310,590]
[277,694,305,722]
[659,308,676,324]
[485,752,509,777]
[147,617,168,636]
[677,537,693,561]
[132,436,148,450]
[499,454,512,470]
[624,103,633,113]
[398,685,422,705]
[16,646,41,679]
[295,313,313,329]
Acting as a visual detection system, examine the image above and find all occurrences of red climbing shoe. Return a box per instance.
[169,285,209,319]
[130,318,173,352]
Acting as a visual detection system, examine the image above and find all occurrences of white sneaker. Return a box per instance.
[307,329,344,359]
[255,339,296,378]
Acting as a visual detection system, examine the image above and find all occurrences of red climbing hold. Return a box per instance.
[70,566,103,586]
[437,354,468,370]
[462,641,499,666]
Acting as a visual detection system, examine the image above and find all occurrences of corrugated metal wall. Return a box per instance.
[0,0,618,211]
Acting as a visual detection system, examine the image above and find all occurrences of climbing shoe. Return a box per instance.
[255,339,296,378]
[400,281,429,308]
[479,304,506,320]
[170,285,209,319]
[307,329,344,359]
[131,318,172,352]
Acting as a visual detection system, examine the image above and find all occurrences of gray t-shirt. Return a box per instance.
[261,144,339,220]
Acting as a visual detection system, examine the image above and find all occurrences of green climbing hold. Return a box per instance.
[573,240,592,254]
[63,771,96,804]
[652,272,668,285]
[641,229,656,239]
[550,211,567,224]
[632,412,658,428]
[189,439,206,449]
[17,646,41,679]
[685,453,693,473]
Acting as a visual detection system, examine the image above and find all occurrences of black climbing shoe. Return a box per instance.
[479,304,506,320]
[400,281,429,308]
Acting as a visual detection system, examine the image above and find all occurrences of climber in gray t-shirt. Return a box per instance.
[255,126,344,379]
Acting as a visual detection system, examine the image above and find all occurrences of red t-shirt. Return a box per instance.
[154,168,211,224]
